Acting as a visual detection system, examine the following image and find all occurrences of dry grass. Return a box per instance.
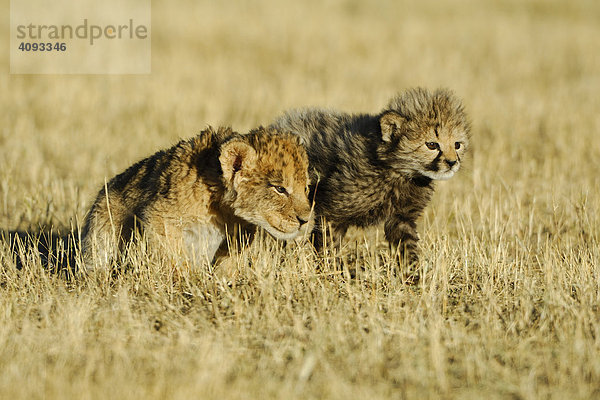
[2,0,600,398]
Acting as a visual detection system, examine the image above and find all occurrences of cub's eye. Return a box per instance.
[272,185,288,195]
[455,142,462,150]
[425,142,439,150]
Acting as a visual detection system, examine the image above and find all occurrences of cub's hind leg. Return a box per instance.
[81,190,133,272]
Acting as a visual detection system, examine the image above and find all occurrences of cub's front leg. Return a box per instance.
[384,213,420,280]
[181,222,227,266]
[211,224,256,282]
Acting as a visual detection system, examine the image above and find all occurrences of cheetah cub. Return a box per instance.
[81,126,313,272]
[271,88,470,278]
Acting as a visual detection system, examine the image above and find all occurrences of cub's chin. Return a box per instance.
[421,168,458,181]
[261,223,307,241]
[431,171,455,180]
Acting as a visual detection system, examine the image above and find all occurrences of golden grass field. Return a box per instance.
[1,0,600,398]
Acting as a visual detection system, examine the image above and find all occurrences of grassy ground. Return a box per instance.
[1,0,600,398]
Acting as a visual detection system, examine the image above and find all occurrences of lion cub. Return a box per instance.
[271,88,470,278]
[81,126,313,271]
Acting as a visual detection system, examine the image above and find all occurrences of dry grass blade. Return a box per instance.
[1,0,600,399]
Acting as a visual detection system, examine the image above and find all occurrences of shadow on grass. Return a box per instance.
[1,228,79,276]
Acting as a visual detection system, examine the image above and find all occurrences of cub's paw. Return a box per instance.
[389,248,421,285]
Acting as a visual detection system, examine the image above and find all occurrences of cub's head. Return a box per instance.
[220,127,313,240]
[378,87,470,180]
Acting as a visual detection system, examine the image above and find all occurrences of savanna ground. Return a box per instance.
[1,0,600,398]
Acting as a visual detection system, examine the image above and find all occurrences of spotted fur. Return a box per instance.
[270,88,470,277]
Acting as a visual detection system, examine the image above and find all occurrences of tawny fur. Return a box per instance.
[81,126,313,271]
[270,88,470,276]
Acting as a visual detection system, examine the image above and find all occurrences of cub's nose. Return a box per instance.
[446,159,457,167]
[297,216,309,226]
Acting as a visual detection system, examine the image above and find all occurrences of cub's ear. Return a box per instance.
[219,140,257,184]
[380,112,405,142]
